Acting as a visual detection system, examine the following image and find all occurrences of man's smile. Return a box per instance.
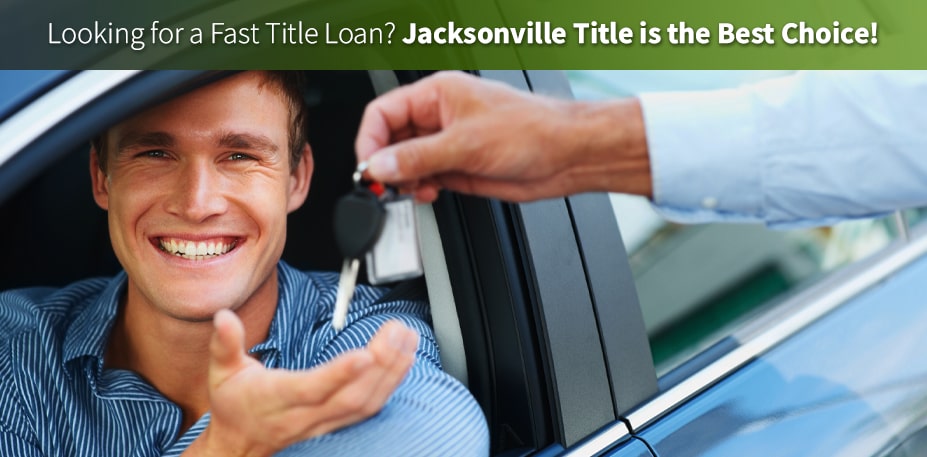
[155,236,241,260]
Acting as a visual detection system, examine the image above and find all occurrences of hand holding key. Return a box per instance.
[355,71,653,202]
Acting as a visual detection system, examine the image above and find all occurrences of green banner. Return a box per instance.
[3,0,924,69]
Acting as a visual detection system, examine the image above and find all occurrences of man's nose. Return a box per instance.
[165,161,229,222]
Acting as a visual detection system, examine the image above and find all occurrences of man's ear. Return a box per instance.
[286,143,313,213]
[89,146,110,210]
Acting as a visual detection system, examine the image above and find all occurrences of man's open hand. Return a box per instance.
[183,310,419,457]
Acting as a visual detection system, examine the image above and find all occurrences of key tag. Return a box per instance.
[359,164,425,285]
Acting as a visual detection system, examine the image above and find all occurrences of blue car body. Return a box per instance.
[630,249,927,457]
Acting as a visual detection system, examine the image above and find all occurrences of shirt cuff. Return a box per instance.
[639,88,764,224]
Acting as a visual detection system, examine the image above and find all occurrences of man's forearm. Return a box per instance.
[563,98,652,199]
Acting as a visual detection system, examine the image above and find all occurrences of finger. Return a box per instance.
[355,79,443,161]
[284,354,394,438]
[274,350,374,405]
[299,330,416,436]
[365,328,418,405]
[285,324,419,439]
[434,172,558,202]
[384,179,439,204]
[366,130,474,184]
[209,309,249,386]
[355,102,400,161]
[360,322,418,404]
[364,321,411,364]
[412,183,441,203]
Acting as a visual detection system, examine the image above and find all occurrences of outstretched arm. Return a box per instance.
[357,70,927,227]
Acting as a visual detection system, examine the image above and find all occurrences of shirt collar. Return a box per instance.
[249,262,299,364]
[62,271,128,369]
[60,262,310,370]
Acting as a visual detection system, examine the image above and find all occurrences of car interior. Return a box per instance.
[0,70,556,456]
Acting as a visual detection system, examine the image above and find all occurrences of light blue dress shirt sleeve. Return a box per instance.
[640,71,927,228]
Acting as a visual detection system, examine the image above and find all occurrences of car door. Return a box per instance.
[544,70,927,457]
[432,70,661,456]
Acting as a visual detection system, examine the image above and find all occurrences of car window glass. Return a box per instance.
[567,70,903,375]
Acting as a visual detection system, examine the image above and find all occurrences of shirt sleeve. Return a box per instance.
[640,71,927,228]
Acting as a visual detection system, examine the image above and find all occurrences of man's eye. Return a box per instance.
[135,150,168,159]
[228,153,256,161]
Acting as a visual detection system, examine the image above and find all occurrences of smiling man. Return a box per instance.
[0,71,488,456]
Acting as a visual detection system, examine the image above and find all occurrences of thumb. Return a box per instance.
[209,309,249,387]
[366,132,470,184]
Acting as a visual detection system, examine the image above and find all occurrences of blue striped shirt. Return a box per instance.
[0,261,488,456]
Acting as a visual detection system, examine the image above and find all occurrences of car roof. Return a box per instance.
[0,71,70,121]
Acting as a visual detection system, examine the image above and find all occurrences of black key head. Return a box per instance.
[333,188,386,259]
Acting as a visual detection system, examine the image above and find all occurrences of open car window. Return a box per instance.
[566,70,915,378]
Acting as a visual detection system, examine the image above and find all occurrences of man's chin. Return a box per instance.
[132,266,276,323]
[157,290,244,323]
[167,311,220,324]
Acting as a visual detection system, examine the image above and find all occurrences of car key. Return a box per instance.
[331,163,386,331]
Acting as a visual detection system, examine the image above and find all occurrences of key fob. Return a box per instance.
[333,188,386,259]
[366,197,424,285]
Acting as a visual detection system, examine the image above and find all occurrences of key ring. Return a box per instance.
[354,160,388,197]
[352,161,369,186]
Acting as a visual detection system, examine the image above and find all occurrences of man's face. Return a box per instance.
[90,72,312,322]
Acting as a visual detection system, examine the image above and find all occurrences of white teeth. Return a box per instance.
[159,238,236,259]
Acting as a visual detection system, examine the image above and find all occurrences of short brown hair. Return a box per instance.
[92,71,308,173]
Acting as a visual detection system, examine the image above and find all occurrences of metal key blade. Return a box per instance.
[333,258,360,331]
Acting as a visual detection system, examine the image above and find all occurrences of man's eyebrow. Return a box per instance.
[217,132,279,152]
[116,131,175,152]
